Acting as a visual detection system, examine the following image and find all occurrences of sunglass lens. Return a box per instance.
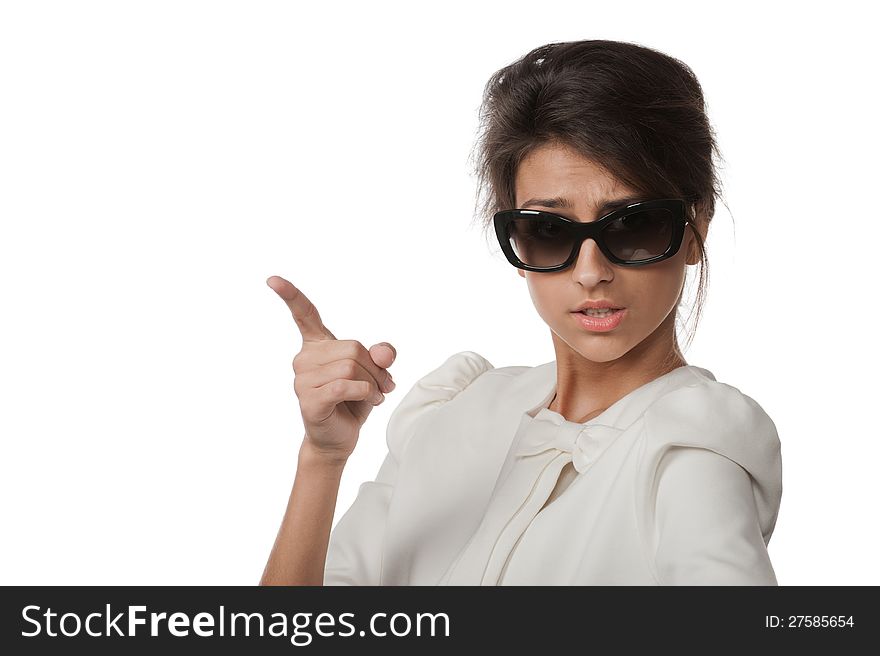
[603,209,674,261]
[506,217,574,268]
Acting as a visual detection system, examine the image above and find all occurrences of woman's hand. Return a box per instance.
[266,275,396,464]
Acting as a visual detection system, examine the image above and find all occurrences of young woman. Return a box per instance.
[260,39,782,586]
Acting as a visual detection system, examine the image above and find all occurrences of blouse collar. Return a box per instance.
[505,361,717,476]
[519,360,716,428]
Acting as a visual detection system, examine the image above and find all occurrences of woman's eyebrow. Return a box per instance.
[521,196,574,209]
[520,195,647,212]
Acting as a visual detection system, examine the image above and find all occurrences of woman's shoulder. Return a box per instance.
[642,371,781,458]
[382,351,492,460]
[383,350,543,461]
[638,371,783,543]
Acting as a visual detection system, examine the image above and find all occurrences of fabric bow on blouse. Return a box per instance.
[514,407,625,475]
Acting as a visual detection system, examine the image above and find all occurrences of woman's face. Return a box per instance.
[513,142,702,365]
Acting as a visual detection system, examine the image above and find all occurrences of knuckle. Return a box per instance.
[292,350,309,373]
[341,358,359,378]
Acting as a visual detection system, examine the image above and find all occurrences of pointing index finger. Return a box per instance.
[266,276,336,341]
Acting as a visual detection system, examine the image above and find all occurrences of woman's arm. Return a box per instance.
[259,438,347,586]
[652,445,778,585]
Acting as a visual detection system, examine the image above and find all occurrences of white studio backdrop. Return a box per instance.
[0,0,877,585]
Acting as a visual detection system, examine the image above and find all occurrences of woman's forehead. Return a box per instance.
[515,146,635,205]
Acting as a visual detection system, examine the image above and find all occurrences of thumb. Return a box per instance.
[369,342,396,370]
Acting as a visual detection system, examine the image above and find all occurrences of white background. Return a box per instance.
[1,0,877,585]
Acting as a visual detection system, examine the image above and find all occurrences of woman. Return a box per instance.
[260,39,782,586]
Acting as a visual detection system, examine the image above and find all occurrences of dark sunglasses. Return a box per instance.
[493,198,692,271]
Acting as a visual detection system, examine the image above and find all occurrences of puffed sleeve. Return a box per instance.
[636,380,783,586]
[652,446,778,585]
[323,350,495,585]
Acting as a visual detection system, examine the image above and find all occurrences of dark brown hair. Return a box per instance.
[468,39,726,363]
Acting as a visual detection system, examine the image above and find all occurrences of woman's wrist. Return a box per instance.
[298,437,350,472]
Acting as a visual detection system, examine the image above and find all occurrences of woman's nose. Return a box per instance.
[569,238,613,282]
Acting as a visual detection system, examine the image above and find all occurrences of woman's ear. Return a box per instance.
[517,268,526,278]
[685,221,706,265]
[685,233,698,265]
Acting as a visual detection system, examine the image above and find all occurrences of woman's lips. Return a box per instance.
[571,308,626,332]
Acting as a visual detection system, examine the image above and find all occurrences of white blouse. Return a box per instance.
[323,351,782,586]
